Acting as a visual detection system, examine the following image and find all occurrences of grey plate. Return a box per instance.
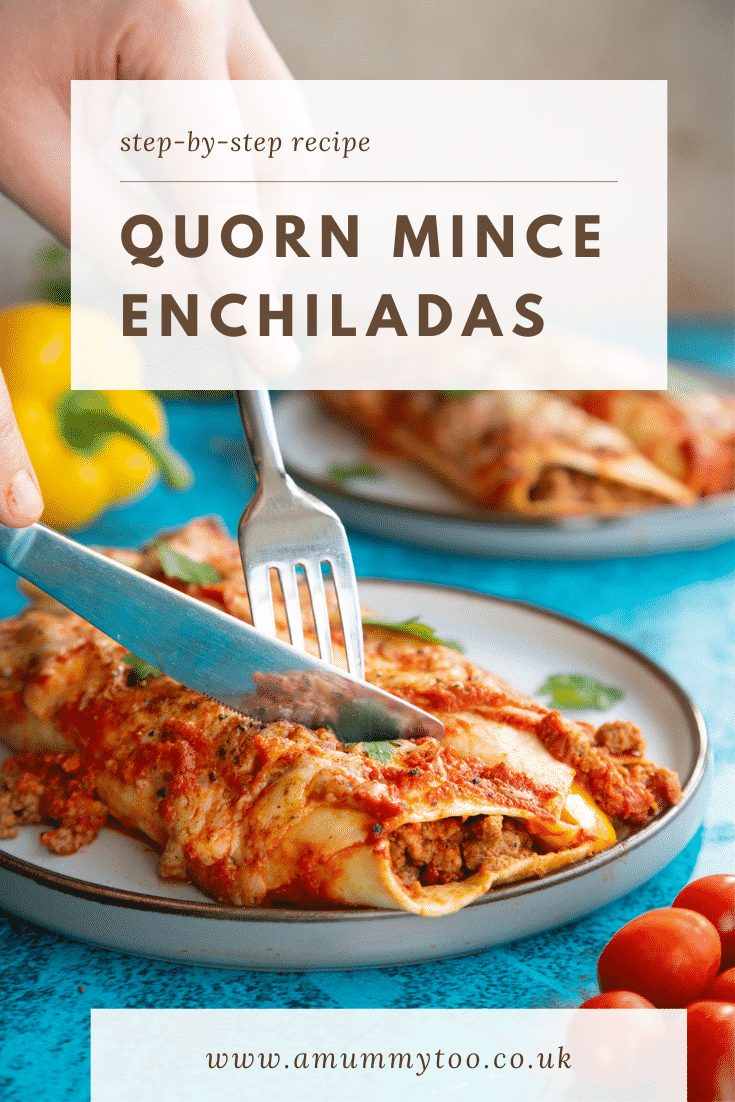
[0,581,710,970]
[274,390,735,560]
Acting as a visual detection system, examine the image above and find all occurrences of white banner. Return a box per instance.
[70,80,667,389]
[91,1007,686,1102]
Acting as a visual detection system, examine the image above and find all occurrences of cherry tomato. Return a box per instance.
[580,991,657,1009]
[687,1001,735,1102]
[702,967,735,1003]
[673,875,735,970]
[597,908,721,1007]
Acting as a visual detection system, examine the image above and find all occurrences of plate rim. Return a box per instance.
[0,581,708,924]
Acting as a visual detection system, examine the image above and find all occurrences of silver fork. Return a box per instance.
[235,389,365,678]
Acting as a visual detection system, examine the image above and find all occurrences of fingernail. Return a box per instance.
[7,470,43,520]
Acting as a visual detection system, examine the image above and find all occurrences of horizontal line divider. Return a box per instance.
[119,179,619,184]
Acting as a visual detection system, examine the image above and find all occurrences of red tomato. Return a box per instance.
[674,875,735,970]
[580,991,657,1009]
[687,1001,735,1102]
[597,909,721,1007]
[702,967,735,1003]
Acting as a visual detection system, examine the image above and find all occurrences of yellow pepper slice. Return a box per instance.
[528,781,616,854]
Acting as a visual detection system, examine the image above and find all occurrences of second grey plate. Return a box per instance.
[274,392,735,560]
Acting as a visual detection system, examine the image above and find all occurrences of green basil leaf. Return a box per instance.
[156,542,221,584]
[537,674,625,711]
[329,463,380,482]
[362,615,464,653]
[122,654,161,684]
[361,740,401,764]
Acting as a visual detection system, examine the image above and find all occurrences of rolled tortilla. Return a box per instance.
[318,390,696,514]
[561,387,735,496]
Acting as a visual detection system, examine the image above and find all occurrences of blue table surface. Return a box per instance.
[1,327,733,1101]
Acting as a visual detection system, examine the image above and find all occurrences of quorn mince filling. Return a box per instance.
[528,465,665,509]
[389,814,535,887]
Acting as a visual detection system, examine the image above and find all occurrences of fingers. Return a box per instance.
[115,3,304,381]
[0,83,71,245]
[0,0,73,244]
[226,1,315,178]
[226,0,320,308]
[0,375,43,527]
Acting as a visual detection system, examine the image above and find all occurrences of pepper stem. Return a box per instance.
[105,415,192,490]
[56,390,193,491]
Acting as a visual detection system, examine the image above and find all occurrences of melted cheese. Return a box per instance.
[441,713,575,819]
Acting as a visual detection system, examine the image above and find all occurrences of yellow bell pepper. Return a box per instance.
[0,304,193,530]
[0,302,71,400]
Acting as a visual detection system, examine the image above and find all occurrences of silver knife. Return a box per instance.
[0,523,443,743]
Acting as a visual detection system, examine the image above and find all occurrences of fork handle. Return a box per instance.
[235,390,287,485]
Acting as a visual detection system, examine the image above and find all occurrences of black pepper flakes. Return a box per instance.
[471,778,480,784]
[372,824,383,834]
[408,768,420,776]
[156,788,166,798]
[209,772,216,782]
[217,747,226,758]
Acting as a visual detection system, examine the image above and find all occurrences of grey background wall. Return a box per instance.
[0,0,732,314]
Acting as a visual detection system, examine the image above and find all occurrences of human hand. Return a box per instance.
[0,0,292,245]
[0,372,44,527]
[0,0,301,489]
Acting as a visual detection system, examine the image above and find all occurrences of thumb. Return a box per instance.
[0,375,44,527]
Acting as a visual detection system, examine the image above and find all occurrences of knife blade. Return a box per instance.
[0,523,443,743]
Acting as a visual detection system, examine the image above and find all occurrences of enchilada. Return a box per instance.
[0,519,681,915]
